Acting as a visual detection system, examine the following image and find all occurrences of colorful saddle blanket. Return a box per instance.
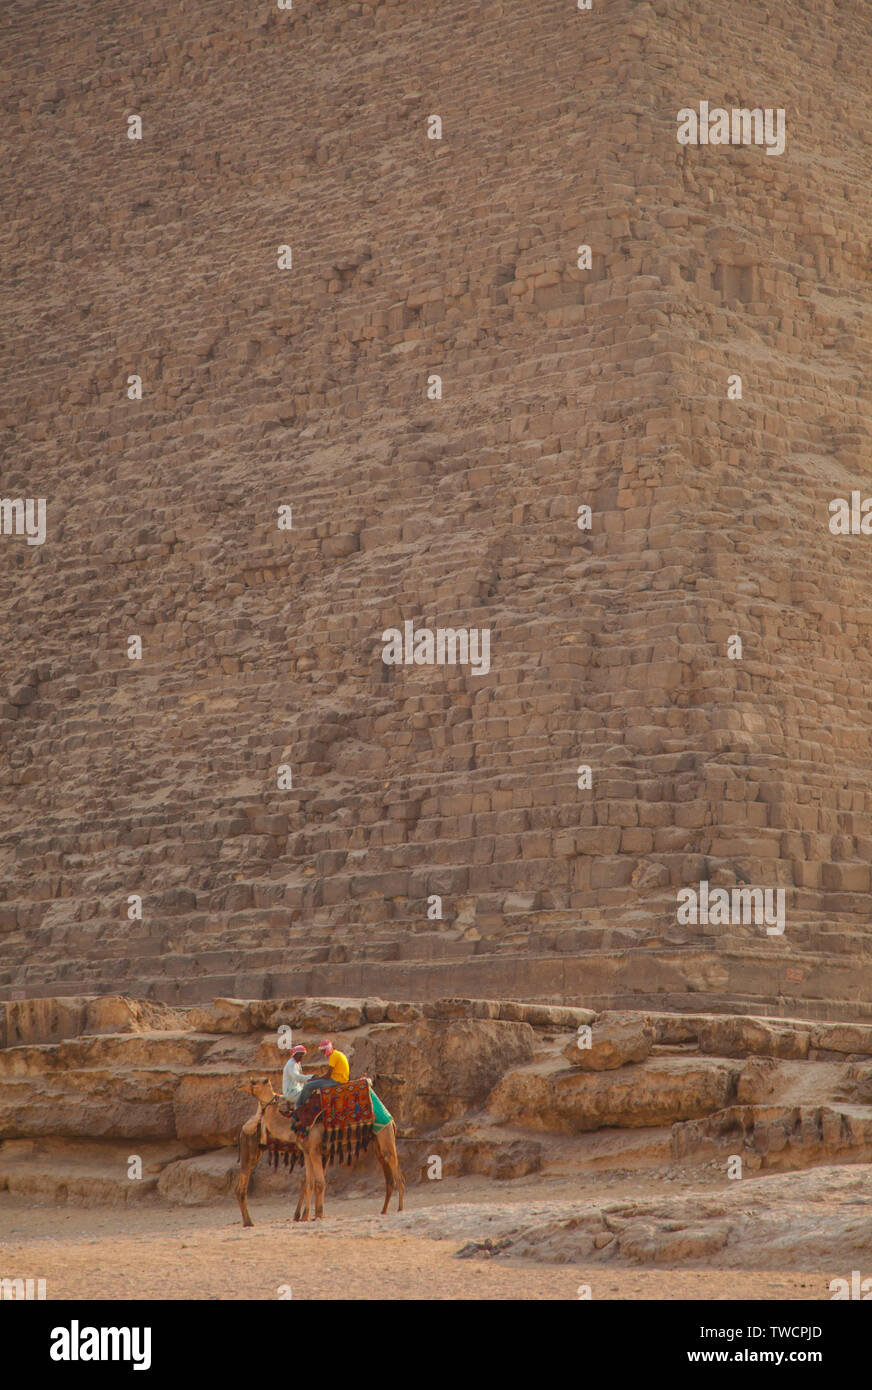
[320,1079,375,1166]
[272,1082,394,1169]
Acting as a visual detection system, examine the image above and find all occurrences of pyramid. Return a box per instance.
[2,0,872,1018]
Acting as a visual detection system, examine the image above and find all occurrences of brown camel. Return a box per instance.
[235,1076,404,1226]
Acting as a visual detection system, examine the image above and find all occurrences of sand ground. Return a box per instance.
[0,1170,842,1301]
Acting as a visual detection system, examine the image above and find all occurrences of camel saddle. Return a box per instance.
[285,1092,323,1131]
[318,1079,376,1167]
[268,1082,377,1168]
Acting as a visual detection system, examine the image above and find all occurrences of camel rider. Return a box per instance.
[296,1038,349,1109]
[281,1044,309,1104]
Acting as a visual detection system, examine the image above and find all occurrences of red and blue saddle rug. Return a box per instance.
[267,1080,377,1170]
[317,1079,376,1167]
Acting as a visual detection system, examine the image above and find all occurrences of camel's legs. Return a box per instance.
[375,1147,394,1215]
[236,1125,262,1228]
[395,1151,405,1213]
[384,1153,404,1212]
[293,1174,307,1221]
[375,1124,405,1213]
[294,1154,313,1221]
[309,1147,326,1220]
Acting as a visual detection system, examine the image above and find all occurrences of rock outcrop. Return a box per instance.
[449,1167,872,1269]
[2,994,871,1209]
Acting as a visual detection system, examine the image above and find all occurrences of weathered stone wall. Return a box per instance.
[2,1,871,1015]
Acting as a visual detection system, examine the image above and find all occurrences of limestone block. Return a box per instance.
[487,1057,739,1134]
[562,1012,653,1070]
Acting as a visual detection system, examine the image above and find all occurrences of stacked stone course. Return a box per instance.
[2,0,872,1018]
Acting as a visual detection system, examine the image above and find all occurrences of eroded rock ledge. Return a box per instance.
[1,993,871,1209]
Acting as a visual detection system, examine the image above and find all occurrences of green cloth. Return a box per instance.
[369,1087,392,1132]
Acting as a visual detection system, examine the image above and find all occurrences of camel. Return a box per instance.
[235,1075,404,1227]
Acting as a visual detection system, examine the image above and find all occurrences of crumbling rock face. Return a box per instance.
[400,1133,543,1183]
[697,1017,809,1060]
[0,996,187,1049]
[488,1057,740,1134]
[2,995,872,1207]
[672,1103,872,1170]
[351,1018,536,1127]
[838,1063,872,1105]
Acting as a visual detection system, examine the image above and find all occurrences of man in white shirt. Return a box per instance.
[281,1044,310,1103]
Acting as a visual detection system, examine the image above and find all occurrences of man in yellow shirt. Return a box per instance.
[296,1038,349,1109]
[321,1039,350,1083]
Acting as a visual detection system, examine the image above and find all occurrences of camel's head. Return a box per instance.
[242,1075,276,1104]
